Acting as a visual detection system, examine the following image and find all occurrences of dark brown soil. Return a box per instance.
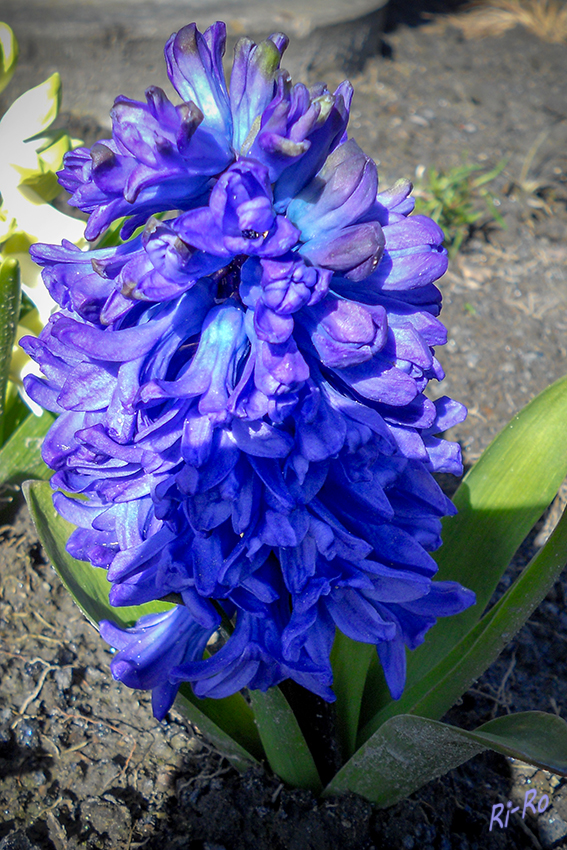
[2,9,567,850]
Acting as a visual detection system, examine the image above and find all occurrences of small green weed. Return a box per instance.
[413,158,506,257]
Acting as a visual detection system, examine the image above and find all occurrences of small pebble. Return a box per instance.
[156,766,177,791]
[54,667,73,691]
[14,720,40,749]
[169,733,187,751]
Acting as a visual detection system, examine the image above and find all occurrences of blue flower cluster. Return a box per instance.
[24,22,475,720]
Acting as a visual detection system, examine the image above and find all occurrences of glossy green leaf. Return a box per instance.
[23,478,263,768]
[0,409,54,485]
[330,631,374,761]
[176,684,263,768]
[325,711,567,808]
[410,372,567,685]
[250,687,322,793]
[360,499,567,743]
[0,258,21,444]
[1,392,31,455]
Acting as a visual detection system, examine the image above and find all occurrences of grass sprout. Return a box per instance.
[413,158,507,256]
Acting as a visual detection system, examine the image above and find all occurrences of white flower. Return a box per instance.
[0,23,85,414]
[0,65,85,318]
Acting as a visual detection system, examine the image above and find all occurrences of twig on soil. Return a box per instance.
[468,653,517,717]
[14,633,62,645]
[40,795,64,816]
[33,610,58,631]
[46,810,67,850]
[466,405,489,423]
[0,524,23,547]
[54,708,129,737]
[176,761,232,794]
[52,707,137,782]
[27,656,54,665]
[117,739,137,781]
[40,733,61,758]
[60,740,90,755]
[129,838,151,850]
[0,647,23,659]
[468,687,512,710]
[528,621,567,647]
[13,663,58,722]
[493,651,517,716]
[271,782,284,804]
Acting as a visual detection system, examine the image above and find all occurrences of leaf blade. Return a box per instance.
[0,410,54,486]
[325,712,567,808]
[330,631,374,761]
[359,498,567,743]
[410,372,567,684]
[250,687,323,793]
[176,684,263,767]
[0,258,21,444]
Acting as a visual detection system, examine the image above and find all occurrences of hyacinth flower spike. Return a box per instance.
[77,30,567,814]
[22,20,476,726]
[23,15,567,805]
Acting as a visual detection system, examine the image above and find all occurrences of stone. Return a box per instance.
[0,0,389,125]
[80,798,131,844]
[539,808,567,849]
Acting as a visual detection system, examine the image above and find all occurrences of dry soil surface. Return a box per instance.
[2,7,567,850]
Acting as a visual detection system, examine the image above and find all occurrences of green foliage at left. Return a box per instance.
[0,257,21,445]
[0,21,84,450]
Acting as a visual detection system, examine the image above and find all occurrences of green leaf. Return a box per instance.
[0,22,18,95]
[18,169,61,203]
[0,409,54,486]
[249,687,322,793]
[360,498,567,743]
[0,258,21,444]
[330,631,374,761]
[23,478,263,769]
[410,372,567,684]
[324,711,567,808]
[176,684,263,769]
[1,391,30,448]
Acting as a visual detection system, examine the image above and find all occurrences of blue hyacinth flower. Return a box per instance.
[24,21,475,721]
